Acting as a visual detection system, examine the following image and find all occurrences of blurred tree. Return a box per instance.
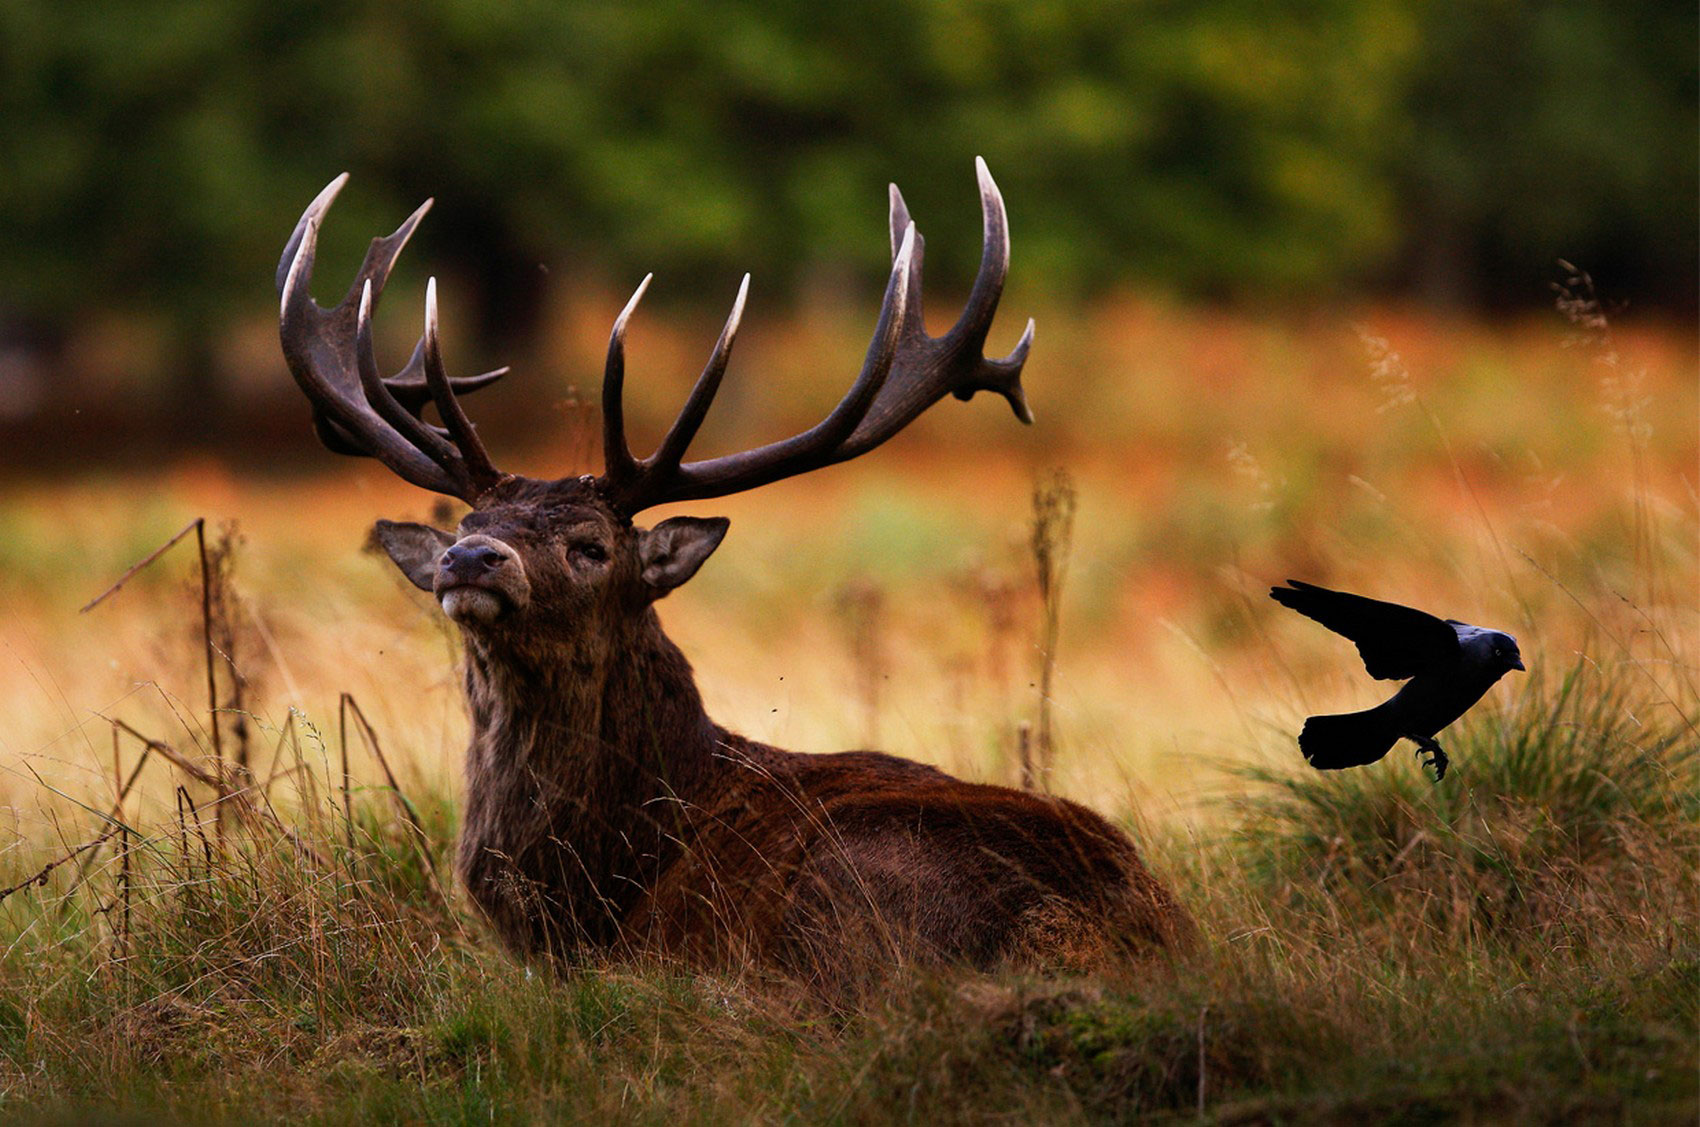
[1393,0,1697,310]
[0,0,1690,434]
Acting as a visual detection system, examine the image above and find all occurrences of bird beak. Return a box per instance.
[1510,656,1526,672]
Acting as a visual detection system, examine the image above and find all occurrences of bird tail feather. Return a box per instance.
[1297,708,1399,770]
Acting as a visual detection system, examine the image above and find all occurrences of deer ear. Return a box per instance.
[638,516,729,596]
[371,520,454,592]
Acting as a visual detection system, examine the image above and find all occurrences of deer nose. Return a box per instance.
[439,542,509,585]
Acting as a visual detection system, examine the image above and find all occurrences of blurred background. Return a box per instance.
[0,0,1692,820]
[0,0,1693,453]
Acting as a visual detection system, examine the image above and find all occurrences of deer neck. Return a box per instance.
[467,605,711,759]
[454,605,722,951]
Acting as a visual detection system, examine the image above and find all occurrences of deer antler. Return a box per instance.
[597,157,1033,516]
[277,175,510,500]
[280,162,1032,509]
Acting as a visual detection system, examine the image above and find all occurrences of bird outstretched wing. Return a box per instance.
[1270,580,1459,680]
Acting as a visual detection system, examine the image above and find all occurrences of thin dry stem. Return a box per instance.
[1030,468,1077,785]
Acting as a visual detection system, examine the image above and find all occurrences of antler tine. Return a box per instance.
[277,177,433,323]
[977,315,1035,424]
[356,280,457,463]
[277,175,513,500]
[835,156,1032,442]
[786,222,914,452]
[645,273,749,478]
[887,183,911,258]
[321,343,510,457]
[382,351,509,418]
[422,278,504,494]
[601,274,653,488]
[888,183,926,324]
[606,225,914,512]
[276,173,349,295]
[280,204,458,493]
[949,156,1010,352]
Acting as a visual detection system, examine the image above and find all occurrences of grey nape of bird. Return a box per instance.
[1269,580,1525,782]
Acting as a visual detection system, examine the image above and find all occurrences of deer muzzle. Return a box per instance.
[435,534,529,624]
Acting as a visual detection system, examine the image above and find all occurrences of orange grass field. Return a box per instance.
[0,295,1693,1122]
[0,298,1691,835]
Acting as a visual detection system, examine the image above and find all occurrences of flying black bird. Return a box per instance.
[1270,580,1525,781]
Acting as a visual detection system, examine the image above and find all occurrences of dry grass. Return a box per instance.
[0,301,1692,1122]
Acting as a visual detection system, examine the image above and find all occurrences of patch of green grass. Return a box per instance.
[1230,655,1697,944]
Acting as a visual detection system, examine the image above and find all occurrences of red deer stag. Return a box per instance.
[276,162,1192,981]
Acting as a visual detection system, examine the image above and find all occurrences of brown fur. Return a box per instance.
[376,476,1193,978]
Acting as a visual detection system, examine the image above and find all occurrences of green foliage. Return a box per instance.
[1395,0,1699,307]
[0,0,1689,393]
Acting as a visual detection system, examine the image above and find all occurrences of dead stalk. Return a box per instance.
[205,525,254,778]
[339,694,432,852]
[976,568,1020,783]
[338,697,355,857]
[118,823,131,968]
[105,717,326,867]
[179,786,214,870]
[1016,721,1035,793]
[175,785,188,874]
[61,735,156,896]
[340,693,450,907]
[1030,468,1077,786]
[834,579,887,749]
[194,519,230,853]
[78,517,202,613]
[0,824,121,904]
[81,516,235,852]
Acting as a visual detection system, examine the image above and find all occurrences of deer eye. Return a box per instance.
[570,542,607,565]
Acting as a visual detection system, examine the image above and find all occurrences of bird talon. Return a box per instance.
[1411,739,1449,783]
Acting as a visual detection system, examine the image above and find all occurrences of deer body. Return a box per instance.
[279,164,1192,977]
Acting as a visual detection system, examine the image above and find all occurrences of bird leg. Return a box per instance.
[1409,735,1449,782]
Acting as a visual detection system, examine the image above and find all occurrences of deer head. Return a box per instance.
[276,163,1033,649]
